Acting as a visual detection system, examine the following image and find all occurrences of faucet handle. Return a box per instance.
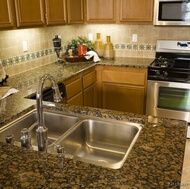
[5,134,14,144]
[20,128,32,149]
[56,145,65,170]
[56,145,65,155]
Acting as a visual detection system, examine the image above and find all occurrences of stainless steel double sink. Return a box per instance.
[0,109,142,169]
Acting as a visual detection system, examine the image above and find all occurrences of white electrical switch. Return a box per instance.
[22,41,28,52]
[88,33,93,41]
[132,34,138,42]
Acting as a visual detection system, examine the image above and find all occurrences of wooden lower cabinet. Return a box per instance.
[83,84,97,107]
[97,66,147,114]
[102,83,145,114]
[64,68,97,107]
[64,65,147,114]
[64,75,83,106]
[67,92,83,106]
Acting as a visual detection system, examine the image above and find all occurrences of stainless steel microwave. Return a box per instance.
[154,0,190,26]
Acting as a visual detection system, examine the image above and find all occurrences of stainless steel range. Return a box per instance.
[146,40,190,138]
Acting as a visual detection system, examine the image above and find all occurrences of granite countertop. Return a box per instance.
[0,57,187,188]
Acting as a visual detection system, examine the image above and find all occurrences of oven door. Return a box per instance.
[146,80,190,122]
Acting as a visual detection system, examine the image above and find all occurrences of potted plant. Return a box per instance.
[65,36,94,56]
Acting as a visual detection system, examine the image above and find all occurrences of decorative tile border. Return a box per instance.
[2,46,65,68]
[2,43,156,68]
[114,43,156,51]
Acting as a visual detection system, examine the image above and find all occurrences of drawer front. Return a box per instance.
[65,78,82,99]
[83,70,96,89]
[102,69,146,86]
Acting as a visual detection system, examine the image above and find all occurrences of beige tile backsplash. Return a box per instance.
[1,24,190,76]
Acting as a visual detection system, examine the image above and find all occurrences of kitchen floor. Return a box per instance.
[181,139,190,189]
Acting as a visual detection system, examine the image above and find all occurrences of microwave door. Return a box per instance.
[154,0,190,26]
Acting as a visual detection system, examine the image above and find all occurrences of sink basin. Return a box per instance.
[0,109,80,149]
[0,109,142,169]
[53,118,142,169]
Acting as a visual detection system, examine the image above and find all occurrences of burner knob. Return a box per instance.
[162,71,168,77]
[155,70,160,76]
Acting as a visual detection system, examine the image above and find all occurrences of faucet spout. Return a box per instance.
[36,74,62,152]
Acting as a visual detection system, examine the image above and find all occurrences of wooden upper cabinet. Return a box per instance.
[119,0,153,23]
[45,0,67,25]
[14,0,45,27]
[0,0,15,28]
[85,0,116,23]
[67,0,84,24]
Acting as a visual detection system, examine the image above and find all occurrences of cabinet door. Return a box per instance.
[67,92,83,106]
[120,0,153,22]
[14,0,45,27]
[0,0,15,28]
[85,0,116,23]
[102,83,145,114]
[84,84,97,107]
[67,0,83,24]
[45,0,67,25]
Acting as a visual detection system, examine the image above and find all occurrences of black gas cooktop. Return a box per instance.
[148,54,190,83]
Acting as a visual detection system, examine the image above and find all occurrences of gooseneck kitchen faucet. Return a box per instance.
[36,74,62,152]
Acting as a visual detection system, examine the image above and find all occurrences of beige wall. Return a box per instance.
[1,24,190,76]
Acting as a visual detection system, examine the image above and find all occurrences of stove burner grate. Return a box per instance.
[152,58,175,68]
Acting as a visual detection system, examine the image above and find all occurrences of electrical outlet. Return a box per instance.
[22,41,28,52]
[88,33,93,41]
[132,34,138,42]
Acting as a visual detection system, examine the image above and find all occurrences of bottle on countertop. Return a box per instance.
[94,33,104,57]
[103,36,114,60]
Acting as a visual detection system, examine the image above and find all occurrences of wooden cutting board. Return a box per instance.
[0,86,10,99]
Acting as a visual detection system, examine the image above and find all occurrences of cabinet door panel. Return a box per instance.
[120,0,153,22]
[45,0,67,25]
[102,70,146,86]
[102,83,145,114]
[84,84,97,107]
[85,0,116,23]
[65,78,82,100]
[0,0,14,28]
[67,0,83,24]
[83,70,96,89]
[14,0,45,27]
[67,92,83,106]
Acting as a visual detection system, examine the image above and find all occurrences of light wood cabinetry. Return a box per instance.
[83,70,97,107]
[85,0,116,23]
[0,0,83,29]
[97,66,147,114]
[0,0,15,28]
[64,75,83,106]
[45,0,67,25]
[64,68,97,107]
[119,0,153,23]
[14,0,45,27]
[46,0,84,25]
[0,0,154,28]
[64,65,147,114]
[67,0,84,24]
[84,0,153,24]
